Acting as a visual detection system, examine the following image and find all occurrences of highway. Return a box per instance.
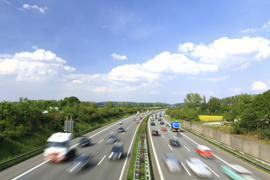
[0,114,147,180]
[148,112,270,180]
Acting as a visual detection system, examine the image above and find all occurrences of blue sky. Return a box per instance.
[1,0,270,104]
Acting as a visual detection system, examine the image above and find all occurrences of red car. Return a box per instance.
[161,127,167,131]
[135,120,140,124]
[195,145,214,158]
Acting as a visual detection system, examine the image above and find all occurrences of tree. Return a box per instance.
[184,93,202,111]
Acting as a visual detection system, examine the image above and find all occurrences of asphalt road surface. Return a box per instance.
[148,113,270,180]
[0,113,148,180]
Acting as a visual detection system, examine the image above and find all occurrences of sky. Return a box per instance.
[1,0,270,104]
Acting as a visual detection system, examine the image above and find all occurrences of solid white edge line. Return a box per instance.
[204,163,219,177]
[12,159,51,180]
[181,162,191,176]
[99,139,104,144]
[119,120,142,180]
[98,155,106,165]
[148,118,164,180]
[184,145,191,152]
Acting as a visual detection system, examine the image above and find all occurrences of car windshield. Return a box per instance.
[112,146,122,152]
[109,135,116,139]
[47,142,67,148]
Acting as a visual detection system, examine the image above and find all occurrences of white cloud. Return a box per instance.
[241,28,256,33]
[204,76,229,82]
[112,53,127,60]
[178,42,196,54]
[189,36,270,70]
[230,88,242,93]
[262,20,270,31]
[0,49,75,81]
[251,81,269,90]
[23,4,47,13]
[32,45,38,50]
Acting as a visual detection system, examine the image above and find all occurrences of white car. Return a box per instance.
[118,121,123,125]
[186,158,213,178]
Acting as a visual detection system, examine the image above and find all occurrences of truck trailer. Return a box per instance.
[171,121,181,132]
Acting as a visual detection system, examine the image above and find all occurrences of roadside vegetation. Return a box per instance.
[166,89,270,144]
[0,97,164,166]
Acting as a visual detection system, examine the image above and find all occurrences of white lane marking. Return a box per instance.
[98,155,106,165]
[12,159,51,180]
[127,127,129,130]
[181,162,191,176]
[184,145,190,152]
[173,136,177,139]
[69,162,81,172]
[168,144,173,151]
[204,164,219,177]
[148,119,164,180]
[162,135,164,139]
[122,132,125,135]
[164,117,234,170]
[98,139,104,144]
[119,120,141,180]
[111,131,114,134]
[12,117,131,179]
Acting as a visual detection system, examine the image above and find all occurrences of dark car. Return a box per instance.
[107,135,118,143]
[158,118,161,121]
[152,130,159,136]
[170,139,180,147]
[67,153,91,173]
[78,137,90,147]
[151,122,155,126]
[118,127,124,132]
[108,143,123,160]
[160,121,164,125]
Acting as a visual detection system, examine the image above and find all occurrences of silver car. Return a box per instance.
[186,158,213,178]
[163,153,183,172]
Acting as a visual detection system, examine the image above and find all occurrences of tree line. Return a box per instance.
[0,96,164,142]
[166,90,270,139]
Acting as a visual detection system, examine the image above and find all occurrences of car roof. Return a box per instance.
[230,165,252,174]
[198,145,211,151]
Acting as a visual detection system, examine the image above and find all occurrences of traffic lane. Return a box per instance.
[150,120,231,180]
[148,120,193,180]
[3,115,138,180]
[163,118,270,180]
[15,116,142,180]
[156,123,227,179]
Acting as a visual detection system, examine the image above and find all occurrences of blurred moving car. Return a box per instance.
[158,118,161,121]
[118,127,124,132]
[160,121,164,125]
[186,158,213,178]
[151,122,155,126]
[135,120,140,124]
[170,139,180,147]
[107,135,118,143]
[152,130,159,136]
[163,153,183,172]
[161,127,167,131]
[67,153,91,173]
[118,121,123,125]
[195,145,214,158]
[78,137,90,147]
[108,143,123,160]
[221,164,259,180]
[151,118,154,121]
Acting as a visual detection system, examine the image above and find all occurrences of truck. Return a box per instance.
[171,121,181,132]
[159,112,162,117]
[43,132,76,162]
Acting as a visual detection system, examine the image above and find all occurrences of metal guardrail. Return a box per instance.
[134,139,141,180]
[0,125,101,167]
[144,138,151,180]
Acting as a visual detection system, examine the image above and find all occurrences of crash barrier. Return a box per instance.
[134,139,141,180]
[144,137,151,180]
[182,121,270,171]
[0,125,101,168]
